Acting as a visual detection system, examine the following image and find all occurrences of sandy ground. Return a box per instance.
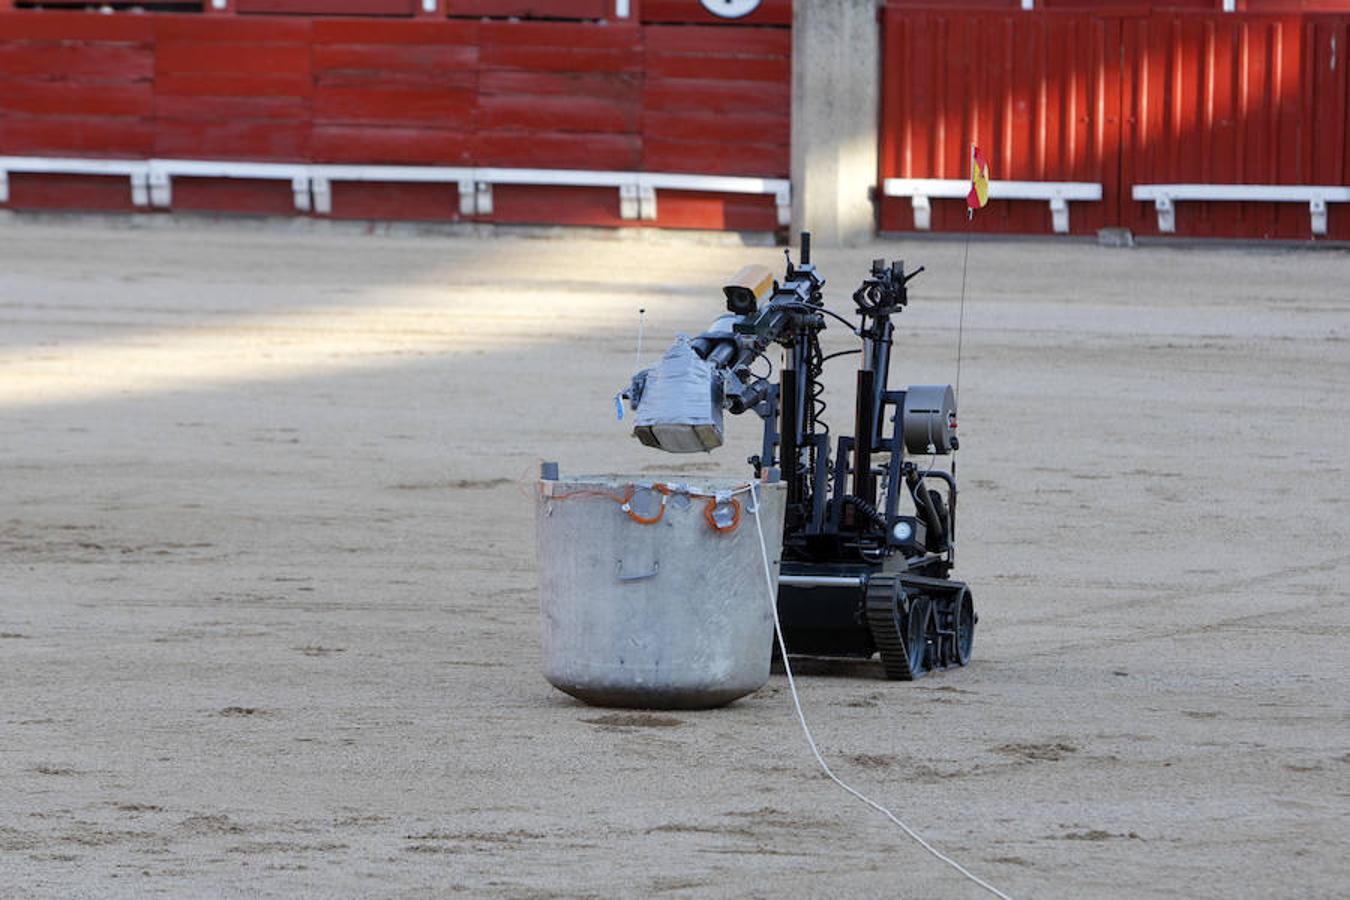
[0,215,1347,899]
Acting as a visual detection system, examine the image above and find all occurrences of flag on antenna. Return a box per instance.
[967,144,989,212]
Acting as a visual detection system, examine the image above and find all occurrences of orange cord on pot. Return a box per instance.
[704,496,741,533]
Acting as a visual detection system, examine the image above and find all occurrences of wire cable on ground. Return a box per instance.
[747,483,1013,900]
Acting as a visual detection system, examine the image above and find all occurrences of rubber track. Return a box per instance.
[865,574,917,680]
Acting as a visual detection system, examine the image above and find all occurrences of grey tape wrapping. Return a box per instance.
[632,335,725,452]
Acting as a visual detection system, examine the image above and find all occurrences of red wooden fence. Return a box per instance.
[880,2,1350,239]
[5,1,1348,238]
[0,5,790,229]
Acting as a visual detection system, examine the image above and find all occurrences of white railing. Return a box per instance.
[0,157,150,208]
[1131,183,1350,236]
[882,177,1103,234]
[0,156,790,227]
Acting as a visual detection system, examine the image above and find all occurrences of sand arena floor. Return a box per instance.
[1,217,1347,898]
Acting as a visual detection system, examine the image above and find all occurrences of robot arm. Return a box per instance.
[623,264,788,453]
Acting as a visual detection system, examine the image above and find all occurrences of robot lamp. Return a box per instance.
[723,264,774,315]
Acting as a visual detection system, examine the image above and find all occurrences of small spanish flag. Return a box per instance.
[967,144,990,213]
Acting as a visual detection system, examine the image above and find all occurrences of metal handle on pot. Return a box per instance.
[616,559,659,582]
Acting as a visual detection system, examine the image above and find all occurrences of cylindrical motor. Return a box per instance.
[902,384,957,454]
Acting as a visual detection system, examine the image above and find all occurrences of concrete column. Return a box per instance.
[790,0,880,246]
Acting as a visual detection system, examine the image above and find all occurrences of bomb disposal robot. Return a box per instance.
[622,234,974,679]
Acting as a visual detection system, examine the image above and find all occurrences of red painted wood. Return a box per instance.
[0,44,153,78]
[642,21,790,54]
[312,43,478,76]
[2,172,138,211]
[167,177,298,215]
[479,18,639,50]
[155,42,312,74]
[0,12,153,42]
[1116,10,1335,238]
[313,85,475,124]
[0,114,155,156]
[642,22,790,179]
[478,92,638,132]
[152,16,311,41]
[154,118,311,159]
[472,130,643,168]
[0,80,152,117]
[155,93,310,120]
[327,181,462,220]
[310,125,471,162]
[881,3,1350,239]
[236,0,414,15]
[478,69,639,100]
[0,10,789,230]
[450,0,610,18]
[157,71,313,97]
[312,18,479,43]
[642,137,787,175]
[653,190,778,230]
[643,78,788,114]
[485,183,624,226]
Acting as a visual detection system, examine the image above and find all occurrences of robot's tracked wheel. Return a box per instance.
[865,575,930,680]
[951,586,976,667]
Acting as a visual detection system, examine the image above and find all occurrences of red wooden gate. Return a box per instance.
[879,1,1350,240]
[0,2,792,230]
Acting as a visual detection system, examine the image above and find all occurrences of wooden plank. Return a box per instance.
[644,53,788,83]
[312,18,479,44]
[326,181,462,221]
[472,130,641,169]
[479,70,638,100]
[653,190,778,231]
[642,23,790,55]
[236,0,416,15]
[168,177,298,216]
[313,43,478,77]
[0,114,155,156]
[478,92,638,133]
[0,12,153,42]
[314,85,475,125]
[152,17,311,43]
[478,19,639,49]
[2,172,139,212]
[484,183,624,227]
[153,118,310,159]
[0,44,153,79]
[483,44,642,73]
[641,137,787,177]
[310,124,471,163]
[155,42,313,76]
[155,94,311,121]
[451,0,609,18]
[644,79,788,113]
[641,109,786,142]
[0,80,153,117]
[157,72,313,98]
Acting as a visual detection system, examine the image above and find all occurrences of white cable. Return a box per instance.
[747,483,1014,900]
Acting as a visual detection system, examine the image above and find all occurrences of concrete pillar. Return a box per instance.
[790,0,880,247]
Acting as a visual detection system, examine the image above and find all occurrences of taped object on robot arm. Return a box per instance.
[630,334,725,453]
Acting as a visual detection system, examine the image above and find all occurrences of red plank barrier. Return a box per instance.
[0,14,155,158]
[880,2,1350,239]
[641,23,790,175]
[0,9,789,229]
